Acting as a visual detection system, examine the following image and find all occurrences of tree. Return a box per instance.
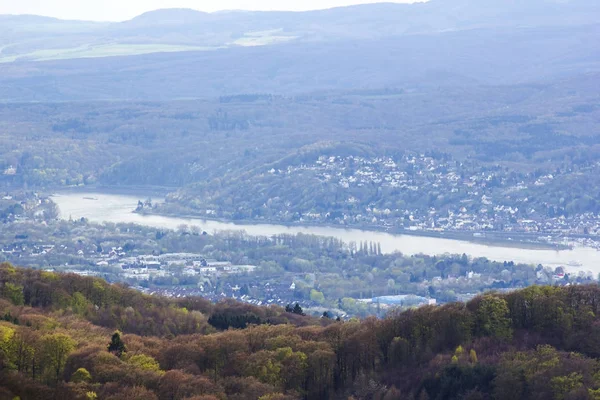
[310,289,325,304]
[71,292,89,316]
[158,370,211,400]
[455,346,464,357]
[286,302,301,315]
[551,373,583,400]
[240,284,250,296]
[389,337,410,365]
[0,325,16,369]
[341,298,357,313]
[127,354,162,373]
[292,303,304,316]
[107,332,126,358]
[470,349,478,364]
[44,202,60,220]
[39,333,76,384]
[13,328,37,375]
[273,347,308,391]
[71,367,92,383]
[4,283,24,306]
[589,389,600,400]
[253,357,282,386]
[475,296,512,340]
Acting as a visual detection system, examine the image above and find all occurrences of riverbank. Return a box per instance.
[50,186,571,251]
[135,208,570,251]
[50,191,600,273]
[50,187,575,251]
[54,185,173,198]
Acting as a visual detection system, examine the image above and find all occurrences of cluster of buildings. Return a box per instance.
[361,295,437,308]
[1,243,57,258]
[118,253,257,281]
[268,155,600,245]
[2,166,17,176]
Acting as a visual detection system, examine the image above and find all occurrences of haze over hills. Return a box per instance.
[0,0,598,101]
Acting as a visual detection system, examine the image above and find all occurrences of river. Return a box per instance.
[52,192,600,274]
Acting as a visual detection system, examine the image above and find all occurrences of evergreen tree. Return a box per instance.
[293,303,304,316]
[240,284,250,296]
[107,332,127,357]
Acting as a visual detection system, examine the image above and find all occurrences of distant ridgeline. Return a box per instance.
[3,263,600,399]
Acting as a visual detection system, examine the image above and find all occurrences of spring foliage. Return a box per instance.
[3,263,600,399]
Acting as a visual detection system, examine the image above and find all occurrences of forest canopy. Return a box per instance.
[3,263,600,399]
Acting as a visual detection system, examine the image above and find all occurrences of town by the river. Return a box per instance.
[52,192,600,274]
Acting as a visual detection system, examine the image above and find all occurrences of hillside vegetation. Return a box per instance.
[3,80,598,188]
[2,80,599,232]
[3,263,600,399]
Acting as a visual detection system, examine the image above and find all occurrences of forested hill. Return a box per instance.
[3,263,600,399]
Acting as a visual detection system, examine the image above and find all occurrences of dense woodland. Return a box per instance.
[3,263,600,399]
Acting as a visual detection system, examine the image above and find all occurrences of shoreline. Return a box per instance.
[51,187,574,252]
[135,208,571,251]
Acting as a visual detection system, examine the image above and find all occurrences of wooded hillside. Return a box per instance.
[2,263,600,399]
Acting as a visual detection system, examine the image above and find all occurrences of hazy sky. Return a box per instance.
[0,0,420,22]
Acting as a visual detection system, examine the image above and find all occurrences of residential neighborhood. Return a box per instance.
[2,177,600,318]
[262,154,600,248]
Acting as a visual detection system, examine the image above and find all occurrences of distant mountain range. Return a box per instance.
[0,0,598,101]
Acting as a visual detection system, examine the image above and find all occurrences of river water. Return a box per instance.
[52,192,600,274]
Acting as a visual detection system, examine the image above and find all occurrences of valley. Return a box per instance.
[1,0,600,398]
